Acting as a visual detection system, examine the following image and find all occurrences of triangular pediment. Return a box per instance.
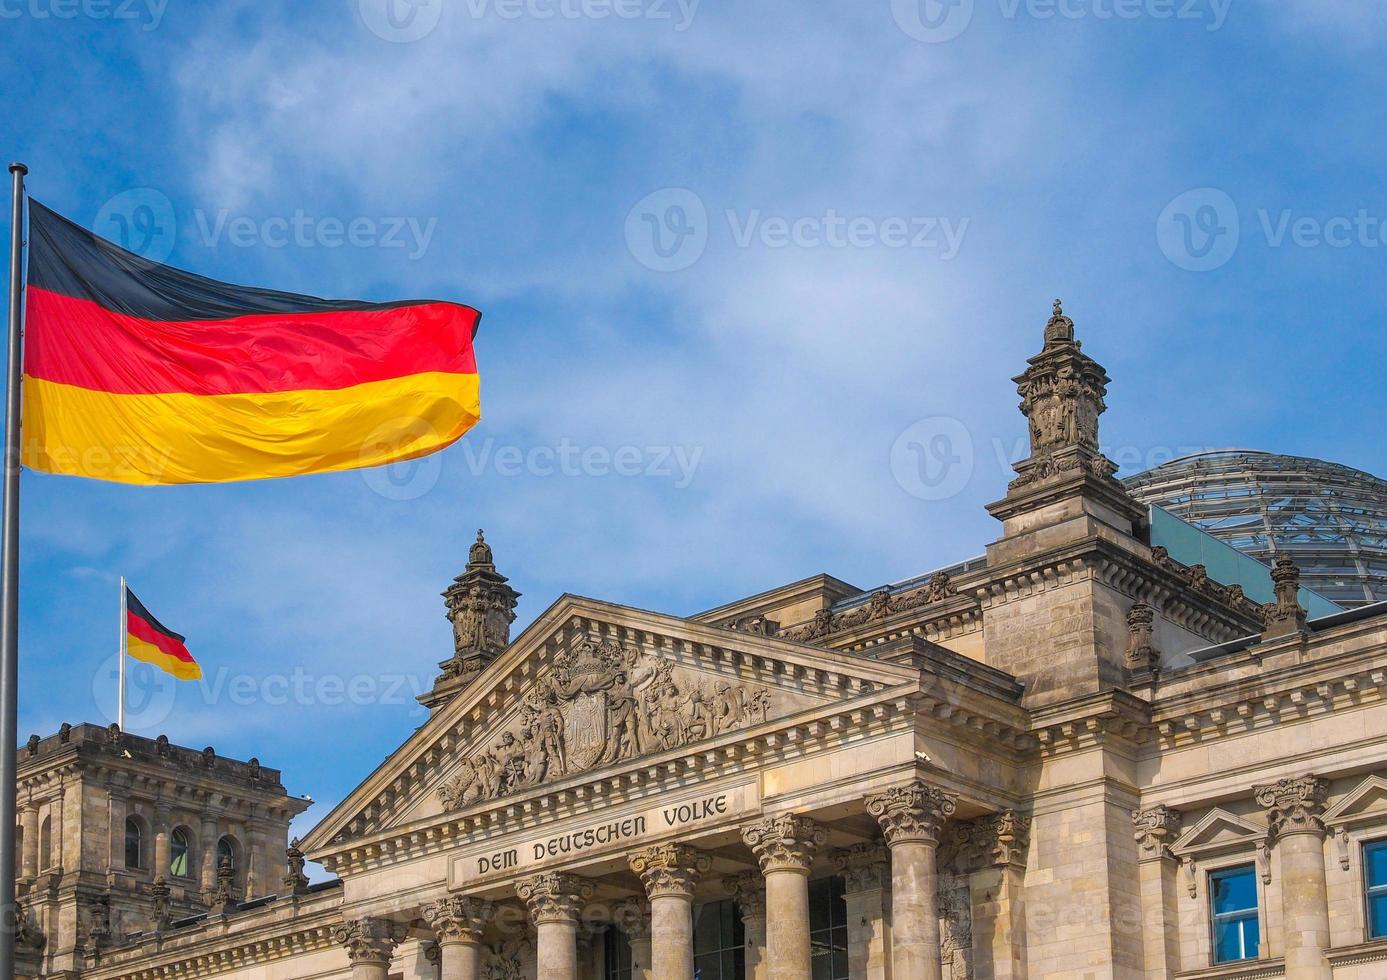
[1171,807,1267,858]
[1324,775,1387,828]
[300,594,921,857]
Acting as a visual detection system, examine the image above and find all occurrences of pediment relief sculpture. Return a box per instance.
[439,638,776,811]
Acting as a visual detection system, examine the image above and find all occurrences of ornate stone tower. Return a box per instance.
[986,299,1146,566]
[422,531,521,710]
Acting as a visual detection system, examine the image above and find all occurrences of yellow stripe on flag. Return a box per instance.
[127,633,203,680]
[21,372,481,485]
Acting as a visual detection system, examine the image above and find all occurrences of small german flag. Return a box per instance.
[125,586,200,680]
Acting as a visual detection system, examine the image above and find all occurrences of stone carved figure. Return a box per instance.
[938,872,974,980]
[439,638,777,810]
[779,570,960,644]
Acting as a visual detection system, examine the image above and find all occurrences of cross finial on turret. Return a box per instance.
[1053,297,1062,316]
[1043,297,1075,348]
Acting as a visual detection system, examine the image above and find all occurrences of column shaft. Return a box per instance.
[1279,832,1331,979]
[439,939,481,980]
[741,815,826,980]
[835,844,891,980]
[536,918,578,980]
[153,805,171,877]
[199,814,218,895]
[891,840,940,980]
[19,804,37,879]
[650,893,694,980]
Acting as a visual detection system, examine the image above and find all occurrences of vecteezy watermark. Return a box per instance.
[625,188,709,272]
[358,0,444,42]
[460,0,699,31]
[0,0,169,30]
[890,416,975,501]
[94,189,439,261]
[461,438,704,488]
[93,188,178,264]
[1156,187,1239,272]
[93,658,437,730]
[192,210,437,259]
[891,0,1231,43]
[1157,189,1387,272]
[625,189,968,271]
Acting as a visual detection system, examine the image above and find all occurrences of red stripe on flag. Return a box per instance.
[127,610,196,664]
[24,287,480,396]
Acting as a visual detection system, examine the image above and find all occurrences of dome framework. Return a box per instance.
[1124,449,1387,608]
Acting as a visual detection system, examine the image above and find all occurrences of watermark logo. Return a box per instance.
[92,653,177,729]
[890,416,974,501]
[0,0,169,30]
[626,189,968,271]
[625,188,709,272]
[1156,187,1239,272]
[891,0,976,43]
[359,418,445,501]
[359,0,444,42]
[93,188,177,264]
[192,209,437,259]
[461,437,703,488]
[460,0,700,31]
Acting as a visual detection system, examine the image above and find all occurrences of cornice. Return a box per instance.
[83,891,344,980]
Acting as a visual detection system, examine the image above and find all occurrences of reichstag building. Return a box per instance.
[14,302,1387,980]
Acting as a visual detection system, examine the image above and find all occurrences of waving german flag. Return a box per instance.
[125,585,200,680]
[21,200,481,485]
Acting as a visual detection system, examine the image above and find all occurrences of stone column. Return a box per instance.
[630,844,710,980]
[517,872,592,980]
[247,823,267,897]
[724,872,767,980]
[953,810,1031,980]
[153,801,172,877]
[1132,806,1182,980]
[742,814,827,980]
[424,896,495,980]
[1256,777,1332,980]
[866,781,957,980]
[19,801,38,880]
[333,917,404,980]
[613,897,653,980]
[834,843,891,980]
[199,810,218,896]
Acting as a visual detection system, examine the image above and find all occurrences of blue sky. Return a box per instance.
[2,0,1385,854]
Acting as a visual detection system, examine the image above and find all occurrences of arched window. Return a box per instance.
[169,826,191,878]
[38,816,50,871]
[124,816,144,869]
[216,835,238,876]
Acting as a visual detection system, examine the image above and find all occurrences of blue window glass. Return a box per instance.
[1366,840,1387,939]
[1211,865,1260,963]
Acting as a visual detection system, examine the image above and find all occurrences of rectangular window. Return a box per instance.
[603,926,633,980]
[1366,840,1387,940]
[1210,865,1260,964]
[692,900,745,980]
[808,876,849,980]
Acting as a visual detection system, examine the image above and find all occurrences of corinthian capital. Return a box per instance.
[952,810,1032,869]
[741,814,827,874]
[422,896,495,945]
[332,917,405,965]
[865,781,958,846]
[1255,776,1329,839]
[611,897,652,941]
[1132,805,1183,860]
[723,871,766,920]
[515,872,593,925]
[832,843,890,892]
[628,843,712,899]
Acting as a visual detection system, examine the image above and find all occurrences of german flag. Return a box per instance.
[21,200,482,485]
[125,586,200,681]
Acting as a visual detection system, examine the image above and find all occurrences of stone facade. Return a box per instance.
[14,723,309,978]
[46,301,1387,980]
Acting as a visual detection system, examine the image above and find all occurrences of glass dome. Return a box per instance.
[1124,450,1387,608]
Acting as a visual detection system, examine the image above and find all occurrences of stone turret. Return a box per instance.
[421,530,521,710]
[986,300,1146,563]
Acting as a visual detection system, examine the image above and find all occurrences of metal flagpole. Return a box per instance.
[118,577,126,731]
[0,161,28,980]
